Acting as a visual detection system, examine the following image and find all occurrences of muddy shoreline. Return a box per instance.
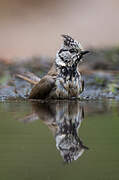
[0,48,119,101]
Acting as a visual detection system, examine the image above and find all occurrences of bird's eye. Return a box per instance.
[69,49,78,53]
[61,66,68,75]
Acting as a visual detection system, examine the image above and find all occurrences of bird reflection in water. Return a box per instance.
[20,101,89,163]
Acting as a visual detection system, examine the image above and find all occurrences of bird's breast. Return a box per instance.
[54,72,82,99]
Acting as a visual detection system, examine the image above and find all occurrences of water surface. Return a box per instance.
[0,100,119,180]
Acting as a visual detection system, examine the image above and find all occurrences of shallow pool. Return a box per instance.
[0,100,119,180]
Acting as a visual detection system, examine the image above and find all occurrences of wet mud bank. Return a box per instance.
[0,48,119,101]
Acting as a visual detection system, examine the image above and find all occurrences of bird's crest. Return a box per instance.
[61,34,83,51]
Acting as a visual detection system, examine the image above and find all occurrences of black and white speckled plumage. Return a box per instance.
[29,34,89,99]
[53,34,88,99]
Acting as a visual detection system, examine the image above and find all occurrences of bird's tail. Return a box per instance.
[15,72,40,85]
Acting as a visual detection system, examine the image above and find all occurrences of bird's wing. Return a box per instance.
[29,75,56,99]
[47,63,57,76]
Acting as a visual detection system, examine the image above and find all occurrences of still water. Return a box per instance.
[0,100,119,180]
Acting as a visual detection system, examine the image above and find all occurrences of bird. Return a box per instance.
[17,34,89,99]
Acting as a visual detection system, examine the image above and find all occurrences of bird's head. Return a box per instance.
[56,34,89,68]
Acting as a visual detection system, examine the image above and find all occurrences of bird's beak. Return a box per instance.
[80,50,90,56]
